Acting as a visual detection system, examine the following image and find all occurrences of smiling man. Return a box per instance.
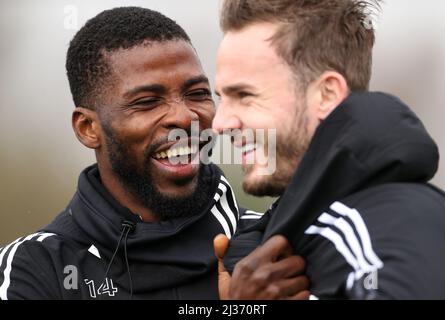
[213,0,445,299]
[0,7,309,300]
[81,38,214,224]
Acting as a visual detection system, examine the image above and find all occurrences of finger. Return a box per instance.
[250,235,293,263]
[214,234,231,300]
[280,276,310,297]
[260,255,306,280]
[286,290,311,300]
[218,267,232,300]
[231,257,306,299]
[266,276,310,299]
[214,234,230,265]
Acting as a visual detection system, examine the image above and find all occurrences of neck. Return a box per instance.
[97,161,160,223]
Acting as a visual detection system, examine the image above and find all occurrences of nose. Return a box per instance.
[212,100,242,134]
[164,99,199,130]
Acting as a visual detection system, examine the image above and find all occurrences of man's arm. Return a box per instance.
[0,236,61,300]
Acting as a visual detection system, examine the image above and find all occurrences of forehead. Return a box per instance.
[216,23,287,84]
[106,40,204,90]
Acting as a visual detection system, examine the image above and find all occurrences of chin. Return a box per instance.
[242,163,292,197]
[157,175,199,199]
[241,173,279,197]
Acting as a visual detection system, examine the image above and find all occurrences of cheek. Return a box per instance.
[242,111,281,131]
[243,111,296,150]
[273,101,302,132]
[104,119,157,164]
[196,105,216,129]
[114,113,159,142]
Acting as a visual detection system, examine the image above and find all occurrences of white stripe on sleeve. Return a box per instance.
[211,206,232,239]
[0,232,56,300]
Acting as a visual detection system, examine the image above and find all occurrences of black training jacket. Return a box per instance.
[0,164,254,299]
[224,92,445,299]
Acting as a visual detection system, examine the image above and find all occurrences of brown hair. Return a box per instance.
[220,0,381,91]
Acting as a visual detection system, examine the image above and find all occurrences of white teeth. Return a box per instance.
[154,146,198,160]
[241,143,257,154]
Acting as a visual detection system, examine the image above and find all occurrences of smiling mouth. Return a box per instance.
[153,145,199,161]
[148,140,203,181]
[150,138,207,167]
[240,142,258,156]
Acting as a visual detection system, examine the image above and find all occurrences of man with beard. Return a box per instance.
[213,0,445,299]
[0,7,309,300]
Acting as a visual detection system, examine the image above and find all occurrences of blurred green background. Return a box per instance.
[1,0,444,244]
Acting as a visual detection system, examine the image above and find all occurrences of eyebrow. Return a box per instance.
[123,75,210,100]
[180,75,210,93]
[215,83,256,97]
[123,84,167,99]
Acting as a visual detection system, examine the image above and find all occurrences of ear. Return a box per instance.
[72,107,102,149]
[308,71,349,121]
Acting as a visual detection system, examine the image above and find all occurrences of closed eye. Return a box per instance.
[237,91,252,99]
[186,89,212,101]
[131,97,163,109]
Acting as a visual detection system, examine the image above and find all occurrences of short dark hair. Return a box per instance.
[66,6,191,109]
[220,0,381,92]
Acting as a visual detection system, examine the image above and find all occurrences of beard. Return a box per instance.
[242,104,311,197]
[102,124,211,221]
